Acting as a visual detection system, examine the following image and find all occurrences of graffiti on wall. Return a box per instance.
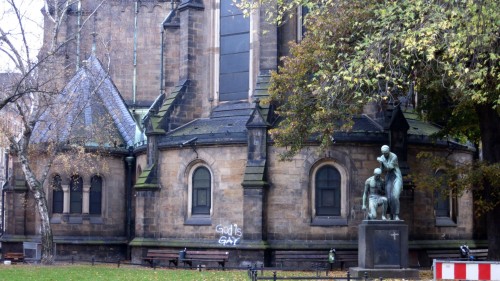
[216,223,242,246]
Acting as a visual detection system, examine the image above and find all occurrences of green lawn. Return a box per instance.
[0,264,249,281]
[0,264,433,280]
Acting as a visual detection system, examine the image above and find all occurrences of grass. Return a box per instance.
[0,264,248,281]
[0,264,434,281]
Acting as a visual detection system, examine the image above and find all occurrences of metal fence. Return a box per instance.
[247,268,384,281]
[11,255,387,281]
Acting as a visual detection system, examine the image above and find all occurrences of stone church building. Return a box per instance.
[1,0,485,267]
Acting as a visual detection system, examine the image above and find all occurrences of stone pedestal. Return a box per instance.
[359,220,408,268]
[350,220,419,279]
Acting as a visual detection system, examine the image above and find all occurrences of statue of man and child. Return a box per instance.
[362,145,403,221]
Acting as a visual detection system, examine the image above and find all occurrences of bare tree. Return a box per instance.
[0,0,109,264]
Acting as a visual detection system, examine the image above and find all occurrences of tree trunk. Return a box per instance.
[33,187,54,264]
[475,104,500,260]
[18,152,54,264]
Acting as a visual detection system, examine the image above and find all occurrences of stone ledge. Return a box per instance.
[350,267,419,279]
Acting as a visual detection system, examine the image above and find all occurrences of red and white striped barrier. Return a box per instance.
[433,260,500,281]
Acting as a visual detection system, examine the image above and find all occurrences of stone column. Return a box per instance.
[258,2,278,73]
[178,0,204,82]
[176,0,205,123]
[241,102,268,241]
[62,185,70,213]
[242,186,265,240]
[82,184,90,214]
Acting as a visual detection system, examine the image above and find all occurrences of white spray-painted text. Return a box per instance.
[216,223,242,246]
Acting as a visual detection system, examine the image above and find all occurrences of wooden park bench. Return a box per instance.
[334,250,358,269]
[427,249,461,261]
[274,250,358,269]
[274,249,357,270]
[181,249,229,269]
[274,250,329,269]
[142,249,180,267]
[4,252,25,264]
[470,249,488,260]
[427,248,488,262]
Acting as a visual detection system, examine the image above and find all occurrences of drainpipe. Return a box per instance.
[159,10,168,97]
[160,21,165,97]
[1,188,5,236]
[133,1,139,107]
[125,149,135,260]
[76,0,81,70]
[1,150,9,236]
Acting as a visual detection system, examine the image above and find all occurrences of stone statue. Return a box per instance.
[377,145,403,220]
[362,168,388,220]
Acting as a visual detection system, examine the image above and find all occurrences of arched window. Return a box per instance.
[70,175,83,214]
[434,171,450,217]
[315,165,341,216]
[89,175,102,215]
[219,0,250,101]
[192,166,211,215]
[52,175,63,214]
[434,170,456,226]
[310,159,348,226]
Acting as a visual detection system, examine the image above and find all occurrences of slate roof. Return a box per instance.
[0,73,21,92]
[159,101,254,147]
[157,99,455,148]
[242,159,267,187]
[134,163,159,190]
[404,112,441,136]
[144,80,188,135]
[32,55,137,147]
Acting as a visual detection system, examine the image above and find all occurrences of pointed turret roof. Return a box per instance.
[33,55,137,148]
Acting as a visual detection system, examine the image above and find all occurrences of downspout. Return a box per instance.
[1,188,5,236]
[160,21,165,97]
[133,1,139,106]
[76,0,81,70]
[1,150,9,236]
[125,150,135,260]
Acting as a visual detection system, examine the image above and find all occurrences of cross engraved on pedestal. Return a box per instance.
[390,231,399,240]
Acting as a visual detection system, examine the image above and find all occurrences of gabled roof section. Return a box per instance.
[402,111,441,136]
[159,101,253,146]
[246,100,268,128]
[32,55,136,147]
[253,72,276,124]
[211,100,254,119]
[388,105,410,131]
[144,80,188,135]
[241,160,268,188]
[134,164,159,190]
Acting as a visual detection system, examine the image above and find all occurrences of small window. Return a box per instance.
[89,175,102,215]
[52,175,63,214]
[70,175,83,214]
[434,170,456,226]
[315,165,341,216]
[299,5,309,39]
[192,167,211,215]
